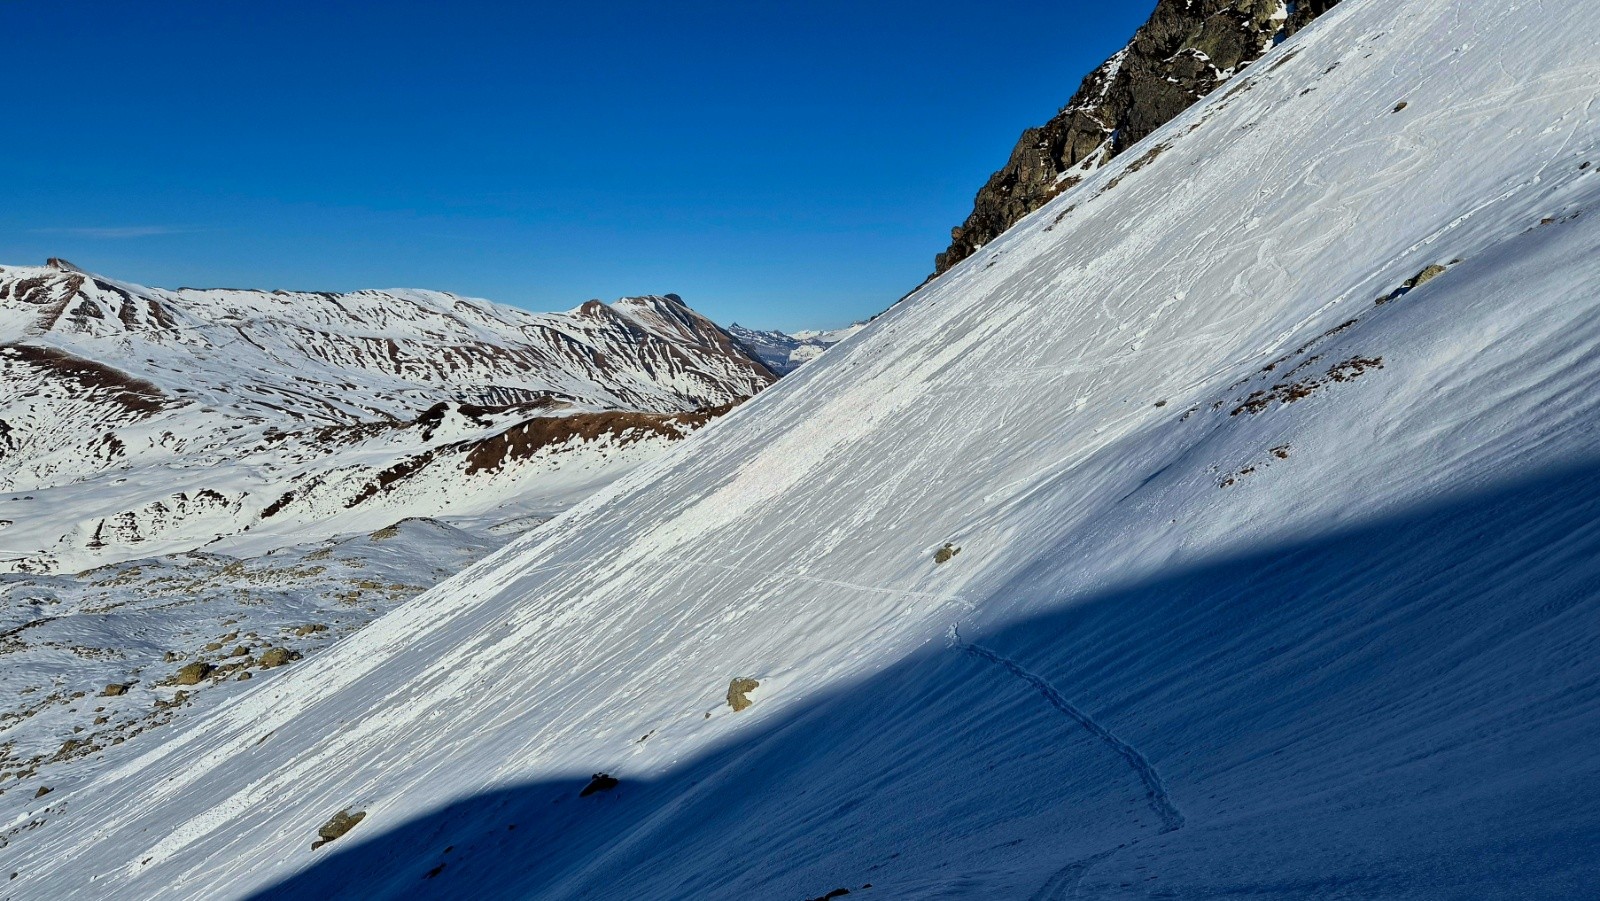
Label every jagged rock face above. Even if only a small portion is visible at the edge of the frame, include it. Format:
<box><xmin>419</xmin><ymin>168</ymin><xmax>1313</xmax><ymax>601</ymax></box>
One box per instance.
<box><xmin>933</xmin><ymin>0</ymin><xmax>1339</xmax><ymax>276</ymax></box>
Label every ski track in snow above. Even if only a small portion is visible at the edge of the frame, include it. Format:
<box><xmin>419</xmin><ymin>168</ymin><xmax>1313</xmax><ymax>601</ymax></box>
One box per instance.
<box><xmin>663</xmin><ymin>556</ymin><xmax>973</xmax><ymax>606</ymax></box>
<box><xmin>956</xmin><ymin>634</ymin><xmax>1184</xmax><ymax>899</ymax></box>
<box><xmin>957</xmin><ymin>637</ymin><xmax>1185</xmax><ymax>833</ymax></box>
<box><xmin>1028</xmin><ymin>848</ymin><xmax>1120</xmax><ymax>901</ymax></box>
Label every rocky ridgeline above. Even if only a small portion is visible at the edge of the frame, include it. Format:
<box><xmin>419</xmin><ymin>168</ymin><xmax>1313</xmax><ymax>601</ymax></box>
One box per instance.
<box><xmin>934</xmin><ymin>0</ymin><xmax>1340</xmax><ymax>276</ymax></box>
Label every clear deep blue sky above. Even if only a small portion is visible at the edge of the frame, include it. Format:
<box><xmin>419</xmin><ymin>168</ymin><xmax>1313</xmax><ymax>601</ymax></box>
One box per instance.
<box><xmin>3</xmin><ymin>1</ymin><xmax>1151</xmax><ymax>330</ymax></box>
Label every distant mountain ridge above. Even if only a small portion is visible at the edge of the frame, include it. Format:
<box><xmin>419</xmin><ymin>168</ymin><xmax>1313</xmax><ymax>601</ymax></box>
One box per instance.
<box><xmin>727</xmin><ymin>321</ymin><xmax>865</xmax><ymax>375</ymax></box>
<box><xmin>933</xmin><ymin>0</ymin><xmax>1340</xmax><ymax>276</ymax></box>
<box><xmin>0</xmin><ymin>260</ymin><xmax>776</xmax><ymax>572</ymax></box>
<box><xmin>0</xmin><ymin>260</ymin><xmax>775</xmax><ymax>417</ymax></box>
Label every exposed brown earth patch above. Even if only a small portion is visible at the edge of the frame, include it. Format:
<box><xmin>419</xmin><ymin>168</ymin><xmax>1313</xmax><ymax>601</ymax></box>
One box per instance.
<box><xmin>1232</xmin><ymin>357</ymin><xmax>1384</xmax><ymax>416</ymax></box>
<box><xmin>1</xmin><ymin>344</ymin><xmax>167</xmax><ymax>414</ymax></box>
<box><xmin>337</xmin><ymin>402</ymin><xmax>738</xmax><ymax>509</ymax></box>
<box><xmin>463</xmin><ymin>404</ymin><xmax>735</xmax><ymax>475</ymax></box>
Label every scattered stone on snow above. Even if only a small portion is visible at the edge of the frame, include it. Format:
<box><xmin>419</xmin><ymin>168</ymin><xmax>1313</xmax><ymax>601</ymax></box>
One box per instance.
<box><xmin>726</xmin><ymin>677</ymin><xmax>760</xmax><ymax>712</ymax></box>
<box><xmin>1403</xmin><ymin>264</ymin><xmax>1448</xmax><ymax>290</ymax></box>
<box><xmin>312</xmin><ymin>809</ymin><xmax>366</xmax><ymax>850</ymax></box>
<box><xmin>257</xmin><ymin>647</ymin><xmax>301</xmax><ymax>669</ymax></box>
<box><xmin>172</xmin><ymin>662</ymin><xmax>212</xmax><ymax>686</ymax></box>
<box><xmin>580</xmin><ymin>773</ymin><xmax>619</xmax><ymax>797</ymax></box>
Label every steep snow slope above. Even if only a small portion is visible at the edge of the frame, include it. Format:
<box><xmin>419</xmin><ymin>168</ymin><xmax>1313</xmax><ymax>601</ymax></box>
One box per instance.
<box><xmin>727</xmin><ymin>322</ymin><xmax>867</xmax><ymax>374</ymax></box>
<box><xmin>10</xmin><ymin>1</ymin><xmax>1600</xmax><ymax>897</ymax></box>
<box><xmin>0</xmin><ymin>271</ymin><xmax>774</xmax><ymax>572</ymax></box>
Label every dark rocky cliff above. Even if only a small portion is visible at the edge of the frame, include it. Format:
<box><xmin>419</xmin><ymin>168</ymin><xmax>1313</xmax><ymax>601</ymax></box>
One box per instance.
<box><xmin>933</xmin><ymin>0</ymin><xmax>1340</xmax><ymax>276</ymax></box>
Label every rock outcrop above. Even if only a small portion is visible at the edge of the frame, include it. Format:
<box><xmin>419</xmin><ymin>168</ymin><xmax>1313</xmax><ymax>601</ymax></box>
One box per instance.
<box><xmin>933</xmin><ymin>0</ymin><xmax>1340</xmax><ymax>276</ymax></box>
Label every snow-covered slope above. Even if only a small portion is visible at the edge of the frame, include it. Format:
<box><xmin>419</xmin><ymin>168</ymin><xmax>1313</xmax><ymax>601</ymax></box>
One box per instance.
<box><xmin>0</xmin><ymin>270</ymin><xmax>774</xmax><ymax>572</ymax></box>
<box><xmin>727</xmin><ymin>322</ymin><xmax>866</xmax><ymax>375</ymax></box>
<box><xmin>10</xmin><ymin>1</ymin><xmax>1600</xmax><ymax>897</ymax></box>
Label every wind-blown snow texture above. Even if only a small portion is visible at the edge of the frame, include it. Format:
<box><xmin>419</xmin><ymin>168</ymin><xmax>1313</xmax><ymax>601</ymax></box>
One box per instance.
<box><xmin>0</xmin><ymin>273</ymin><xmax>773</xmax><ymax>572</ymax></box>
<box><xmin>10</xmin><ymin>2</ymin><xmax>1600</xmax><ymax>897</ymax></box>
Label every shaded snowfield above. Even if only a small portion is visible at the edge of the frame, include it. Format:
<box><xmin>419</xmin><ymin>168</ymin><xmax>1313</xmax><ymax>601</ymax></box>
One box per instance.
<box><xmin>8</xmin><ymin>0</ymin><xmax>1600</xmax><ymax>897</ymax></box>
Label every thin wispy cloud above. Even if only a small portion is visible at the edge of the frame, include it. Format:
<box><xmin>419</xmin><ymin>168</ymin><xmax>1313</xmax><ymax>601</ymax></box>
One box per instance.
<box><xmin>30</xmin><ymin>226</ymin><xmax>197</xmax><ymax>239</ymax></box>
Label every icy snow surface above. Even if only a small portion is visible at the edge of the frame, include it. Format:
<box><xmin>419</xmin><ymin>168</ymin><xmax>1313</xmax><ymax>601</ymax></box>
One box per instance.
<box><xmin>8</xmin><ymin>0</ymin><xmax>1600</xmax><ymax>897</ymax></box>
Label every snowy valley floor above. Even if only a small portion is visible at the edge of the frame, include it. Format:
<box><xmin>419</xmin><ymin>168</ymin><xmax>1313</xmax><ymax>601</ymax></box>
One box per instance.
<box><xmin>0</xmin><ymin>514</ymin><xmax>537</xmax><ymax>829</ymax></box>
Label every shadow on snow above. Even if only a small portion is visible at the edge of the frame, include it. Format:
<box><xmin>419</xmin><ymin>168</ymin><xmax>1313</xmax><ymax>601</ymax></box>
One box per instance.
<box><xmin>247</xmin><ymin>459</ymin><xmax>1600</xmax><ymax>900</ymax></box>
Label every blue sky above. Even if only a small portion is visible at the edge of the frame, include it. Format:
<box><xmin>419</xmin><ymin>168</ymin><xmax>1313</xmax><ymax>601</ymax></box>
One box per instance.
<box><xmin>3</xmin><ymin>1</ymin><xmax>1150</xmax><ymax>330</ymax></box>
